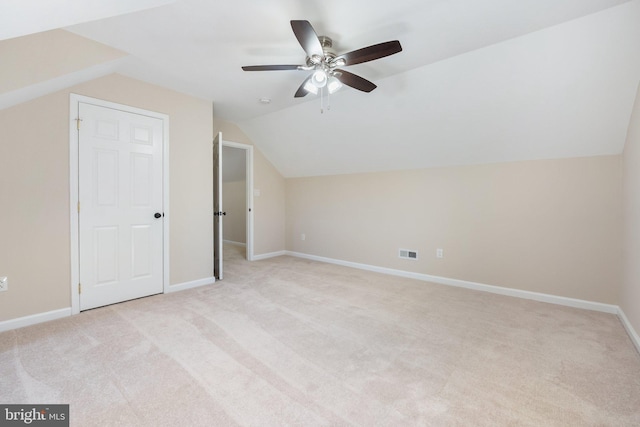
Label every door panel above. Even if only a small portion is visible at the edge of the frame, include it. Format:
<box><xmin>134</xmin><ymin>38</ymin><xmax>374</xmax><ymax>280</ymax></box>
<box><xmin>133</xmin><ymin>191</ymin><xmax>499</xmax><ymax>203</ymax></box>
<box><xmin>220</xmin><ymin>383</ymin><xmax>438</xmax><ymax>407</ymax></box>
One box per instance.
<box><xmin>79</xmin><ymin>102</ymin><xmax>164</xmax><ymax>310</ymax></box>
<box><xmin>131</xmin><ymin>153</ymin><xmax>153</xmax><ymax>206</ymax></box>
<box><xmin>95</xmin><ymin>149</ymin><xmax>118</xmax><ymax>206</ymax></box>
<box><xmin>95</xmin><ymin>226</ymin><xmax>118</xmax><ymax>284</ymax></box>
<box><xmin>132</xmin><ymin>224</ymin><xmax>152</xmax><ymax>278</ymax></box>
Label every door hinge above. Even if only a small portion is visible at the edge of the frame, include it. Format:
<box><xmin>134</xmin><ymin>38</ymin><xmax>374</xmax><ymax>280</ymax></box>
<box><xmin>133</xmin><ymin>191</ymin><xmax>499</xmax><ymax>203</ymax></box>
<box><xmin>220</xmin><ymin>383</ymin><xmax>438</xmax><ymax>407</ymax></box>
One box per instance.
<box><xmin>75</xmin><ymin>117</ymin><xmax>83</xmax><ymax>130</ymax></box>
<box><xmin>78</xmin><ymin>283</ymin><xmax>82</xmax><ymax>294</ymax></box>
<box><xmin>77</xmin><ymin>201</ymin><xmax>80</xmax><ymax>213</ymax></box>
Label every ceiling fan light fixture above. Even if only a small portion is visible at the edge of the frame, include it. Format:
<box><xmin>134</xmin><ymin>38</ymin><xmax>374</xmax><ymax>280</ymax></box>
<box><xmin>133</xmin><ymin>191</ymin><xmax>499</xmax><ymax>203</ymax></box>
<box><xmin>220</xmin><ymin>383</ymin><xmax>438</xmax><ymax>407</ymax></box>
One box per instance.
<box><xmin>242</xmin><ymin>20</ymin><xmax>403</xmax><ymax>103</ymax></box>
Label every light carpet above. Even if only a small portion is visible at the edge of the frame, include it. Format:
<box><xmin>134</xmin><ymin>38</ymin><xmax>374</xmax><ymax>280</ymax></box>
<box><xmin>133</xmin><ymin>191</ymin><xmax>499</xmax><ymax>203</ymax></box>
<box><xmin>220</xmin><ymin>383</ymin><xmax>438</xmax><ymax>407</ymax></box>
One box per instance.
<box><xmin>1</xmin><ymin>244</ymin><xmax>639</xmax><ymax>426</ymax></box>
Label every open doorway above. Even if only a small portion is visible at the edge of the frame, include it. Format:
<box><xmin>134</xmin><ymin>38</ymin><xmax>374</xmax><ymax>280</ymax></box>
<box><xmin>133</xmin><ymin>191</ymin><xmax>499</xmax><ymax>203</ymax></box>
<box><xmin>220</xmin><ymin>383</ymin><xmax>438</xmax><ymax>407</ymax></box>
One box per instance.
<box><xmin>222</xmin><ymin>142</ymin><xmax>254</xmax><ymax>261</ymax></box>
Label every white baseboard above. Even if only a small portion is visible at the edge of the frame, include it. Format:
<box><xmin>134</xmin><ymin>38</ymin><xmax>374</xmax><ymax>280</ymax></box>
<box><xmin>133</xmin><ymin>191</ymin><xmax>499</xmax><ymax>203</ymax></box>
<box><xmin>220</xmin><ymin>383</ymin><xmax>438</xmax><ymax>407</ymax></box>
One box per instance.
<box><xmin>224</xmin><ymin>240</ymin><xmax>246</xmax><ymax>247</ymax></box>
<box><xmin>0</xmin><ymin>278</ymin><xmax>216</xmax><ymax>333</ymax></box>
<box><xmin>286</xmin><ymin>251</ymin><xmax>640</xmax><ymax>347</ymax></box>
<box><xmin>0</xmin><ymin>308</ymin><xmax>72</xmax><ymax>333</ymax></box>
<box><xmin>253</xmin><ymin>250</ymin><xmax>286</xmax><ymax>261</ymax></box>
<box><xmin>617</xmin><ymin>308</ymin><xmax>640</xmax><ymax>355</ymax></box>
<box><xmin>166</xmin><ymin>277</ymin><xmax>215</xmax><ymax>293</ymax></box>
<box><xmin>285</xmin><ymin>251</ymin><xmax>619</xmax><ymax>314</ymax></box>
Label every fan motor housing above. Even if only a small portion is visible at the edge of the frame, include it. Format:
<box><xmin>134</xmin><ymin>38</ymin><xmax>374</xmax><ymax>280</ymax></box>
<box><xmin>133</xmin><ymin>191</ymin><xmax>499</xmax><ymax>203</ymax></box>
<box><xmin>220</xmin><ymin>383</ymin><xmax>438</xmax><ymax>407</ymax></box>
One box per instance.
<box><xmin>305</xmin><ymin>36</ymin><xmax>337</xmax><ymax>67</ymax></box>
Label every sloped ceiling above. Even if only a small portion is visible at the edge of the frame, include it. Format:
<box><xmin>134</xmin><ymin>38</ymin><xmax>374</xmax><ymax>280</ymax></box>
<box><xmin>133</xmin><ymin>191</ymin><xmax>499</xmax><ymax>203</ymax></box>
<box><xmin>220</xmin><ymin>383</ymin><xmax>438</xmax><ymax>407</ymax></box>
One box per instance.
<box><xmin>3</xmin><ymin>0</ymin><xmax>640</xmax><ymax>177</ymax></box>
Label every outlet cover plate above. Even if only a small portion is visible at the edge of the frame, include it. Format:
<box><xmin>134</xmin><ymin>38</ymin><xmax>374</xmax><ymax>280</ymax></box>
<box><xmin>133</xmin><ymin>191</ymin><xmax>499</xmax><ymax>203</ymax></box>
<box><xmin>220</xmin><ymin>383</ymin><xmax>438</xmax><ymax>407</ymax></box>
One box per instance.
<box><xmin>0</xmin><ymin>277</ymin><xmax>7</xmax><ymax>292</ymax></box>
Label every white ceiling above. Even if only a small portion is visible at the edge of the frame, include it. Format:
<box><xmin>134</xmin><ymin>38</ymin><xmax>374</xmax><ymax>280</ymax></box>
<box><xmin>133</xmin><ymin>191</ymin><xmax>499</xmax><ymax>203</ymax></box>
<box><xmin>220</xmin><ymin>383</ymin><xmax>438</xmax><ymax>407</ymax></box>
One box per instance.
<box><xmin>7</xmin><ymin>0</ymin><xmax>640</xmax><ymax>177</ymax></box>
<box><xmin>0</xmin><ymin>0</ymin><xmax>175</xmax><ymax>40</ymax></box>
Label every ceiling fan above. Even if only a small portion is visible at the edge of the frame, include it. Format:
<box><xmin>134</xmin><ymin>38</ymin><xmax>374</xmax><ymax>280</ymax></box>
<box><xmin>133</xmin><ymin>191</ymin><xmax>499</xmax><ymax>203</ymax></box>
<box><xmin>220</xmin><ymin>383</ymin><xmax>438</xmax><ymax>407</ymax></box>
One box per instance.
<box><xmin>242</xmin><ymin>20</ymin><xmax>402</xmax><ymax>98</ymax></box>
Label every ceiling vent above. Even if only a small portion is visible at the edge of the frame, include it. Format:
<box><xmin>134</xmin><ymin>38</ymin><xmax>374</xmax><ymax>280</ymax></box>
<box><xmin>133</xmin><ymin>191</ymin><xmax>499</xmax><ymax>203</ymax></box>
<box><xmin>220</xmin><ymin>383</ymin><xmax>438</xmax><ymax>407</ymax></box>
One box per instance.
<box><xmin>399</xmin><ymin>249</ymin><xmax>418</xmax><ymax>260</ymax></box>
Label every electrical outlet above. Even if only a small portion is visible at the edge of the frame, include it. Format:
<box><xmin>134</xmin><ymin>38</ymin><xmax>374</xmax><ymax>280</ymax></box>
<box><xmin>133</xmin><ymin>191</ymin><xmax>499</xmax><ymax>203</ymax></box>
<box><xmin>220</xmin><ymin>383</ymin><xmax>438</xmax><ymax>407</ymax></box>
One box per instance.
<box><xmin>301</xmin><ymin>233</ymin><xmax>306</xmax><ymax>241</ymax></box>
<box><xmin>0</xmin><ymin>277</ymin><xmax>7</xmax><ymax>292</ymax></box>
<box><xmin>436</xmin><ymin>249</ymin><xmax>444</xmax><ymax>259</ymax></box>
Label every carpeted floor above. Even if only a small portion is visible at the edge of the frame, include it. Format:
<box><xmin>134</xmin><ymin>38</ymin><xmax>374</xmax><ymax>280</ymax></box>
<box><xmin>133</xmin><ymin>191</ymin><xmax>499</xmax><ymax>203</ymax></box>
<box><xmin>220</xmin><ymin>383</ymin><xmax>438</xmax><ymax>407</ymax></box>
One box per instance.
<box><xmin>1</xmin><ymin>243</ymin><xmax>639</xmax><ymax>426</ymax></box>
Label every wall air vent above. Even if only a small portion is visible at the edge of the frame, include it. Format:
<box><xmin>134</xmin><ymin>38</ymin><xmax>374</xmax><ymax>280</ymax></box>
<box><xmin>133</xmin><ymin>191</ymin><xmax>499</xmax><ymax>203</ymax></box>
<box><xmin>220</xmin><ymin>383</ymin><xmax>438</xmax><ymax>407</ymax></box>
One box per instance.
<box><xmin>399</xmin><ymin>249</ymin><xmax>418</xmax><ymax>260</ymax></box>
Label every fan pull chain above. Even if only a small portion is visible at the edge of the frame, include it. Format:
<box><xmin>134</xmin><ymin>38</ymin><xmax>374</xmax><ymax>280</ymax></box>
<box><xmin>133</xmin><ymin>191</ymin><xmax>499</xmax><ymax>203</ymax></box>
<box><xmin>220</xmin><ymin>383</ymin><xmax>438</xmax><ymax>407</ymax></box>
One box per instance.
<box><xmin>319</xmin><ymin>86</ymin><xmax>331</xmax><ymax>114</ymax></box>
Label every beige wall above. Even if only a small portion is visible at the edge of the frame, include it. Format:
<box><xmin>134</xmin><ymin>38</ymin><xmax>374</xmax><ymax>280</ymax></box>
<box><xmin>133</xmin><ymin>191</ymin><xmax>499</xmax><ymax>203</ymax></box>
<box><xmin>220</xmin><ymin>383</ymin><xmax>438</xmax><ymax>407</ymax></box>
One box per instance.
<box><xmin>622</xmin><ymin>82</ymin><xmax>640</xmax><ymax>335</ymax></box>
<box><xmin>286</xmin><ymin>156</ymin><xmax>622</xmax><ymax>304</ymax></box>
<box><xmin>0</xmin><ymin>73</ymin><xmax>213</xmax><ymax>321</ymax></box>
<box><xmin>213</xmin><ymin>119</ymin><xmax>286</xmax><ymax>256</ymax></box>
<box><xmin>223</xmin><ymin>180</ymin><xmax>247</xmax><ymax>244</ymax></box>
<box><xmin>0</xmin><ymin>94</ymin><xmax>72</xmax><ymax>319</ymax></box>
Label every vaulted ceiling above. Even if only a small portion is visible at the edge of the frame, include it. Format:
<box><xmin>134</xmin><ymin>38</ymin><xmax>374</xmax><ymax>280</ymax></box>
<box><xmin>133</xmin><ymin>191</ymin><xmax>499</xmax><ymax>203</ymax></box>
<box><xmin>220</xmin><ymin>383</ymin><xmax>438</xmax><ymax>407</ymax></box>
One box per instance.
<box><xmin>3</xmin><ymin>0</ymin><xmax>640</xmax><ymax>177</ymax></box>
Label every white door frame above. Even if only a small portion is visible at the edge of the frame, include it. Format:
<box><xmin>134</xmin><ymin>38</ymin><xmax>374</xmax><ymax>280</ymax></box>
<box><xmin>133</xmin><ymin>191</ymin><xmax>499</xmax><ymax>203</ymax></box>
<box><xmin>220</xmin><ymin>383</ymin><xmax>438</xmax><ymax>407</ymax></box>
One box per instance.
<box><xmin>222</xmin><ymin>140</ymin><xmax>254</xmax><ymax>261</ymax></box>
<box><xmin>69</xmin><ymin>94</ymin><xmax>170</xmax><ymax>315</ymax></box>
<box><xmin>213</xmin><ymin>132</ymin><xmax>223</xmax><ymax>280</ymax></box>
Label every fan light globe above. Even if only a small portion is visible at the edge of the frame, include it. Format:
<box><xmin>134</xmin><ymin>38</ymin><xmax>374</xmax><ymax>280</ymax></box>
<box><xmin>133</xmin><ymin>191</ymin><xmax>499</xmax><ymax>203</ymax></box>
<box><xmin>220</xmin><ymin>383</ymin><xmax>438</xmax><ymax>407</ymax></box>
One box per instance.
<box><xmin>303</xmin><ymin>81</ymin><xmax>318</xmax><ymax>95</ymax></box>
<box><xmin>328</xmin><ymin>77</ymin><xmax>342</xmax><ymax>94</ymax></box>
<box><xmin>311</xmin><ymin>70</ymin><xmax>328</xmax><ymax>88</ymax></box>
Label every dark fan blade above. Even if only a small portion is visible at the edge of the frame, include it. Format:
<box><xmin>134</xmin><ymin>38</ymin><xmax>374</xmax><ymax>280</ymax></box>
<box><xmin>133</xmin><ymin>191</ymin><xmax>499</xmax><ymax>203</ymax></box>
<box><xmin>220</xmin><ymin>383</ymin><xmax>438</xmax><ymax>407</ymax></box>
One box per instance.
<box><xmin>242</xmin><ymin>65</ymin><xmax>300</xmax><ymax>71</ymax></box>
<box><xmin>294</xmin><ymin>75</ymin><xmax>313</xmax><ymax>98</ymax></box>
<box><xmin>290</xmin><ymin>20</ymin><xmax>324</xmax><ymax>59</ymax></box>
<box><xmin>336</xmin><ymin>40</ymin><xmax>402</xmax><ymax>66</ymax></box>
<box><xmin>333</xmin><ymin>70</ymin><xmax>377</xmax><ymax>93</ymax></box>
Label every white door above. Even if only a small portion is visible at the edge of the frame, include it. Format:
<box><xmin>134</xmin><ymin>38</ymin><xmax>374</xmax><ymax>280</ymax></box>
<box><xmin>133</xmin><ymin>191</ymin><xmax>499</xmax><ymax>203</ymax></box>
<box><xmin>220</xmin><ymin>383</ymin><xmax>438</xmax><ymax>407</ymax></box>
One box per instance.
<box><xmin>213</xmin><ymin>132</ymin><xmax>223</xmax><ymax>280</ymax></box>
<box><xmin>79</xmin><ymin>102</ymin><xmax>164</xmax><ymax>310</ymax></box>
